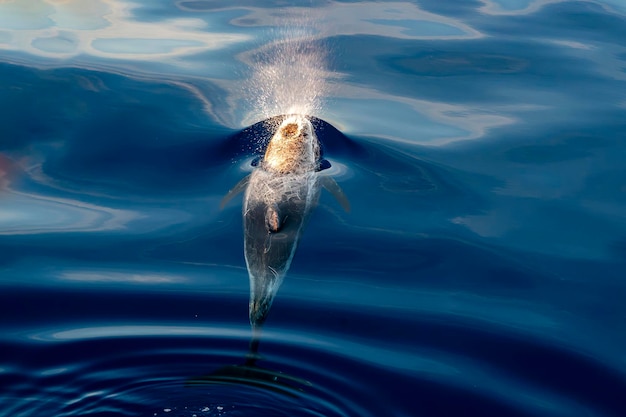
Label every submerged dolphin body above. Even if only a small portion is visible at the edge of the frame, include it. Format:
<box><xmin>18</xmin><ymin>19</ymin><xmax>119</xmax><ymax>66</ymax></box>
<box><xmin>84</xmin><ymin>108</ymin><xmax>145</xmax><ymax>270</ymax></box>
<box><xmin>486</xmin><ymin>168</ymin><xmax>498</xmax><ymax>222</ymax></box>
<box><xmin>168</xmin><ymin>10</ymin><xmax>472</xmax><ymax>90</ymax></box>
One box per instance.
<box><xmin>222</xmin><ymin>115</ymin><xmax>349</xmax><ymax>328</ymax></box>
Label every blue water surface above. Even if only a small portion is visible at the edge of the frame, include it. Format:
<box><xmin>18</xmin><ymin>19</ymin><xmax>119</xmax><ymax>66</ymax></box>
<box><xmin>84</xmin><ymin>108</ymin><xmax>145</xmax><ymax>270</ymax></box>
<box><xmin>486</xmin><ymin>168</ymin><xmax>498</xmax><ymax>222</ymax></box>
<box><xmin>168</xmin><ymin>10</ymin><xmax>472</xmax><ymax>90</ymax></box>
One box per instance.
<box><xmin>1</xmin><ymin>1</ymin><xmax>626</xmax><ymax>416</ymax></box>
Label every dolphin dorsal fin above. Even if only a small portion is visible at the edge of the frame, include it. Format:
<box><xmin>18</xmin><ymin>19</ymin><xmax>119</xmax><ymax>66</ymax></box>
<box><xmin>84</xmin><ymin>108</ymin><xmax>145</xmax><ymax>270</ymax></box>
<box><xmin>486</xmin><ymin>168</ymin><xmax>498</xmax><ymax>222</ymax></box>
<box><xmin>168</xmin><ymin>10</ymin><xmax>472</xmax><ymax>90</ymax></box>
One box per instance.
<box><xmin>265</xmin><ymin>205</ymin><xmax>283</xmax><ymax>233</ymax></box>
<box><xmin>320</xmin><ymin>176</ymin><xmax>350</xmax><ymax>213</ymax></box>
<box><xmin>220</xmin><ymin>174</ymin><xmax>250</xmax><ymax>209</ymax></box>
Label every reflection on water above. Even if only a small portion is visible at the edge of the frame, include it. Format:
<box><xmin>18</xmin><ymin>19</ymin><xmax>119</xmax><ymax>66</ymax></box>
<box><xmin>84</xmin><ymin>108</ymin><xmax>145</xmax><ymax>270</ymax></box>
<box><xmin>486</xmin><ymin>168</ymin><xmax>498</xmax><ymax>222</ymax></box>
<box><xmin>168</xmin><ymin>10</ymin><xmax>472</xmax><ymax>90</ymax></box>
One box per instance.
<box><xmin>0</xmin><ymin>0</ymin><xmax>248</xmax><ymax>60</ymax></box>
<box><xmin>0</xmin><ymin>191</ymin><xmax>138</xmax><ymax>235</ymax></box>
<box><xmin>0</xmin><ymin>154</ymin><xmax>14</xmax><ymax>190</ymax></box>
<box><xmin>0</xmin><ymin>153</ymin><xmax>138</xmax><ymax>235</ymax></box>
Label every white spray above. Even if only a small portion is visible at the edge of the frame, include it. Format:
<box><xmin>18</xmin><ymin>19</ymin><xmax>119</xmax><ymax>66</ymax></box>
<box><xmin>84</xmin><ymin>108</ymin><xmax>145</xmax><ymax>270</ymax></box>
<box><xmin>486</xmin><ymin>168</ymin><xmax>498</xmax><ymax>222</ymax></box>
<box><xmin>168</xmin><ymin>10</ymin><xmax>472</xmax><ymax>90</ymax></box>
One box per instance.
<box><xmin>243</xmin><ymin>10</ymin><xmax>333</xmax><ymax>125</ymax></box>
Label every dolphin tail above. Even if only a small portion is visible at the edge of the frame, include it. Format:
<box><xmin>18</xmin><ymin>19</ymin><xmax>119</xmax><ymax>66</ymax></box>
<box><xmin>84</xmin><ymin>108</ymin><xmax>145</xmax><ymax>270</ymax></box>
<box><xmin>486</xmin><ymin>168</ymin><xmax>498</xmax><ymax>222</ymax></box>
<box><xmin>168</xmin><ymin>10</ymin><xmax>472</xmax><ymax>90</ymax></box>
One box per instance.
<box><xmin>220</xmin><ymin>174</ymin><xmax>250</xmax><ymax>209</ymax></box>
<box><xmin>321</xmin><ymin>176</ymin><xmax>350</xmax><ymax>212</ymax></box>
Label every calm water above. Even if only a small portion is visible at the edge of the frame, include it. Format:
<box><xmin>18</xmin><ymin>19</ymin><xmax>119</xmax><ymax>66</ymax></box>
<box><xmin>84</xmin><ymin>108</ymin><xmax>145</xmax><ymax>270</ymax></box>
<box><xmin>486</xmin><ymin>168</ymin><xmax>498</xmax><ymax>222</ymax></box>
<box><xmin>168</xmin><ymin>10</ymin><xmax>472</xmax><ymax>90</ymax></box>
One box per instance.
<box><xmin>2</xmin><ymin>1</ymin><xmax>626</xmax><ymax>416</ymax></box>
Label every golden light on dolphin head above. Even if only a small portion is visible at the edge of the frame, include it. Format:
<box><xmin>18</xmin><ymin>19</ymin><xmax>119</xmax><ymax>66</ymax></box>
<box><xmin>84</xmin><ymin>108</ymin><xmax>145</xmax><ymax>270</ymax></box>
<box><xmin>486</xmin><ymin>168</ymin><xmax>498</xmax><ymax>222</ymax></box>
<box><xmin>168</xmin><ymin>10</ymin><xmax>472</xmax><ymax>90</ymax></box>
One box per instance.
<box><xmin>262</xmin><ymin>115</ymin><xmax>319</xmax><ymax>175</ymax></box>
<box><xmin>281</xmin><ymin>122</ymin><xmax>299</xmax><ymax>139</ymax></box>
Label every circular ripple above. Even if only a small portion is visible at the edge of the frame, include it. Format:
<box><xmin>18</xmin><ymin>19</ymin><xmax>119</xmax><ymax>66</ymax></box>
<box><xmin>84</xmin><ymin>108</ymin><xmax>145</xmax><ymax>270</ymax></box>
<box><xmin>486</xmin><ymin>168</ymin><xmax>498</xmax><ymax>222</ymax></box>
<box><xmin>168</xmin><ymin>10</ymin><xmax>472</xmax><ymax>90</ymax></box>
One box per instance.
<box><xmin>0</xmin><ymin>325</ymin><xmax>375</xmax><ymax>417</ymax></box>
<box><xmin>2</xmin><ymin>288</ymin><xmax>625</xmax><ymax>417</ymax></box>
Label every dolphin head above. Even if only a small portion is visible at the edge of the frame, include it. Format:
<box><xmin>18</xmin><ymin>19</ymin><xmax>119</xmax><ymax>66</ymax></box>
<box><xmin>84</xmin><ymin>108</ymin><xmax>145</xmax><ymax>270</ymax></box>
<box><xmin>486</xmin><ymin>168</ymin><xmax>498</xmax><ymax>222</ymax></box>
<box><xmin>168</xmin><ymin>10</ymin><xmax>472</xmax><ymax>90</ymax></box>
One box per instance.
<box><xmin>262</xmin><ymin>115</ymin><xmax>320</xmax><ymax>174</ymax></box>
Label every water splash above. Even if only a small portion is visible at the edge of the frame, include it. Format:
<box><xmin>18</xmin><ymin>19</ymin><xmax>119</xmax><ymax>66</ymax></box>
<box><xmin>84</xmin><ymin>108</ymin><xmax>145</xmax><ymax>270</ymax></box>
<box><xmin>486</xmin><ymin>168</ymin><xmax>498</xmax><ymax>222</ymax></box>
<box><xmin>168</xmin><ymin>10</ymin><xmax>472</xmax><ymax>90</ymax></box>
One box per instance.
<box><xmin>244</xmin><ymin>16</ymin><xmax>333</xmax><ymax>125</ymax></box>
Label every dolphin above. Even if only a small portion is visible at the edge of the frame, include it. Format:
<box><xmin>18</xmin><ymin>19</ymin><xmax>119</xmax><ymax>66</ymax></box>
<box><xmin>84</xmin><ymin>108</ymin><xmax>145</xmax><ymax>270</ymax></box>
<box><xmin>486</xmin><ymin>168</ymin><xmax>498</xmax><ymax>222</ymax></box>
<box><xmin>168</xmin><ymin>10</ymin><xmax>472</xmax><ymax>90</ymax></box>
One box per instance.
<box><xmin>221</xmin><ymin>114</ymin><xmax>349</xmax><ymax>329</ymax></box>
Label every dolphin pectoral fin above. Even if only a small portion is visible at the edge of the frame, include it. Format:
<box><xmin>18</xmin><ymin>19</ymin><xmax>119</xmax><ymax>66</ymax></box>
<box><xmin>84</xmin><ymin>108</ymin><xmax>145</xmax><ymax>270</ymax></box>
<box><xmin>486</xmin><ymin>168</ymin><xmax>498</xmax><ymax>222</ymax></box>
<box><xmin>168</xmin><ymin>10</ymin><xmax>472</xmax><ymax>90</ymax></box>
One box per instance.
<box><xmin>321</xmin><ymin>176</ymin><xmax>351</xmax><ymax>213</ymax></box>
<box><xmin>220</xmin><ymin>174</ymin><xmax>250</xmax><ymax>209</ymax></box>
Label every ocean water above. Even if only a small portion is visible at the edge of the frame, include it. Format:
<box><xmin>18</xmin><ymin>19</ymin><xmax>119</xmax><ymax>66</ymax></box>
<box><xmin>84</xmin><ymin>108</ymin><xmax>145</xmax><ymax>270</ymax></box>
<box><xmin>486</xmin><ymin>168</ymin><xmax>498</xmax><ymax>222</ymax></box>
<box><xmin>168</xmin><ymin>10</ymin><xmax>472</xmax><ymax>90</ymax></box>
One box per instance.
<box><xmin>1</xmin><ymin>1</ymin><xmax>626</xmax><ymax>416</ymax></box>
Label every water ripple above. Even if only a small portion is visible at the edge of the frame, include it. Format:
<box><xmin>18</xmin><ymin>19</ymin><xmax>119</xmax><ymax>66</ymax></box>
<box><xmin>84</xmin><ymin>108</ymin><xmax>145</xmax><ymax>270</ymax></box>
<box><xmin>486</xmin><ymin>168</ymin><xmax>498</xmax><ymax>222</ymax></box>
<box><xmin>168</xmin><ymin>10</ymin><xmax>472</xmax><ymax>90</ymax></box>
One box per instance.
<box><xmin>0</xmin><ymin>190</ymin><xmax>138</xmax><ymax>235</ymax></box>
<box><xmin>1</xmin><ymin>291</ymin><xmax>624</xmax><ymax>417</ymax></box>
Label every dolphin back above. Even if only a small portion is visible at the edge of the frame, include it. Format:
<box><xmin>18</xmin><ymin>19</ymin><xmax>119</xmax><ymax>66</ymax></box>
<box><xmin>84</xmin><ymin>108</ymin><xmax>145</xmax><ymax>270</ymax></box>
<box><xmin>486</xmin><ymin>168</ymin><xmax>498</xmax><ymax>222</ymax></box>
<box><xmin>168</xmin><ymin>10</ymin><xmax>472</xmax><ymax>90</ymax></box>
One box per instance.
<box><xmin>243</xmin><ymin>169</ymin><xmax>321</xmax><ymax>327</ymax></box>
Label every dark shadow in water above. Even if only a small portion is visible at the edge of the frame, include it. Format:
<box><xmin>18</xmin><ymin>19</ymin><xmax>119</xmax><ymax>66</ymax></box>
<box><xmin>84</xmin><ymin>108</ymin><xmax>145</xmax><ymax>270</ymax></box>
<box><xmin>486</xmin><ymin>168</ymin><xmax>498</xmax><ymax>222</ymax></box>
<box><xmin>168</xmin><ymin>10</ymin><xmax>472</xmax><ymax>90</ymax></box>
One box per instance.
<box><xmin>0</xmin><ymin>62</ymin><xmax>236</xmax><ymax>196</ymax></box>
<box><xmin>186</xmin><ymin>331</ymin><xmax>312</xmax><ymax>397</ymax></box>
